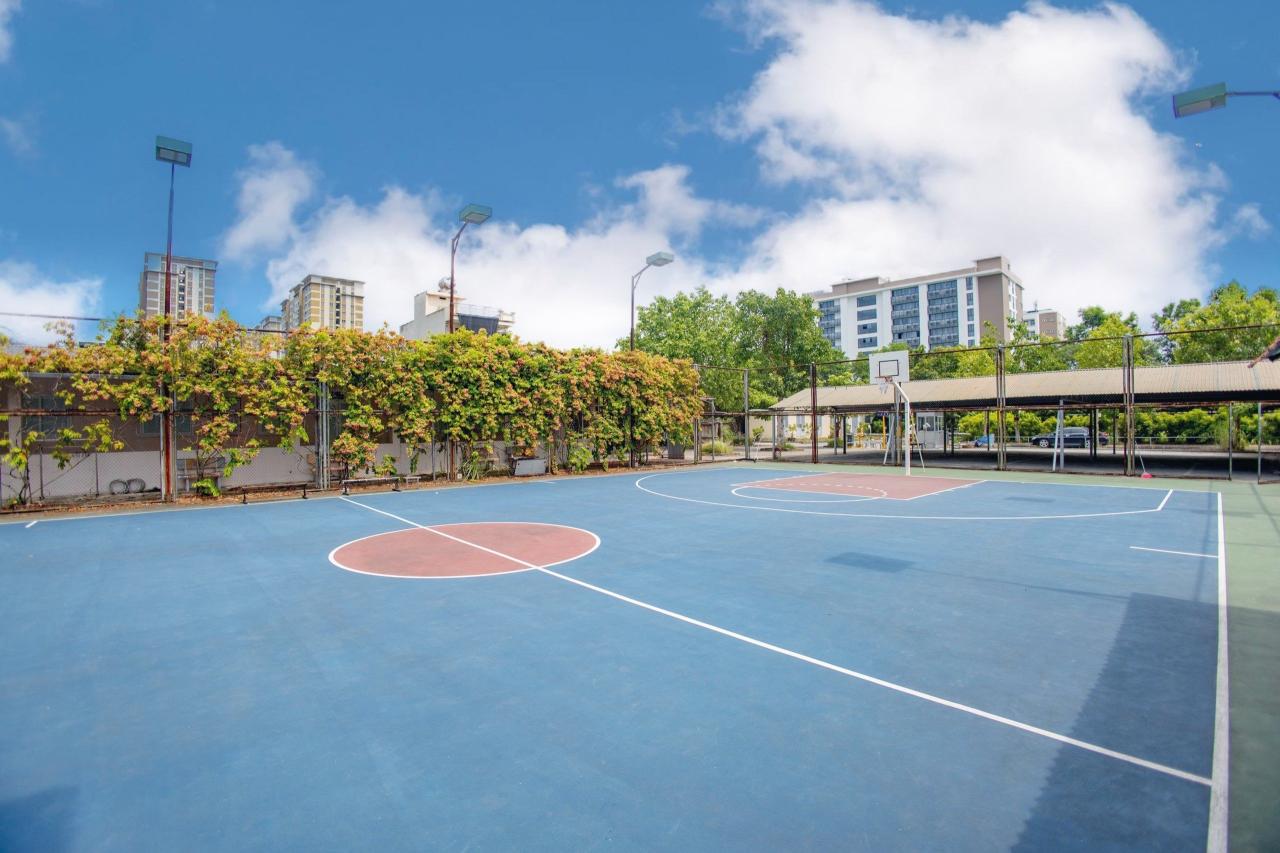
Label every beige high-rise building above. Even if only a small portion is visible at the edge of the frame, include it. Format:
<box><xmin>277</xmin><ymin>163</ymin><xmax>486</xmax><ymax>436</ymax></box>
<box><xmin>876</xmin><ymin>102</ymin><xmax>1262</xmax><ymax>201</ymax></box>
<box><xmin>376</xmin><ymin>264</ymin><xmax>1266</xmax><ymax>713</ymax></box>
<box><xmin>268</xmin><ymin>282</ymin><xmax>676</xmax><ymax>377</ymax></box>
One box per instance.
<box><xmin>138</xmin><ymin>253</ymin><xmax>217</xmax><ymax>320</ymax></box>
<box><xmin>809</xmin><ymin>256</ymin><xmax>1026</xmax><ymax>358</ymax></box>
<box><xmin>1023</xmin><ymin>307</ymin><xmax>1064</xmax><ymax>339</ymax></box>
<box><xmin>280</xmin><ymin>275</ymin><xmax>365</xmax><ymax>331</ymax></box>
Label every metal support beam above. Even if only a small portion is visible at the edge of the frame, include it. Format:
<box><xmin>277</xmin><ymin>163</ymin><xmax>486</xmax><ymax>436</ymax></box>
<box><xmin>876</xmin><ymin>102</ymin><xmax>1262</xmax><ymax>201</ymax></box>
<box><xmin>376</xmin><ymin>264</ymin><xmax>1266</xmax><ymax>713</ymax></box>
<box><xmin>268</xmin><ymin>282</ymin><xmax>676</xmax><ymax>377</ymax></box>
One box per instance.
<box><xmin>810</xmin><ymin>363</ymin><xmax>818</xmax><ymax>464</ymax></box>
<box><xmin>1123</xmin><ymin>336</ymin><xmax>1136</xmax><ymax>476</ymax></box>
<box><xmin>1259</xmin><ymin>402</ymin><xmax>1265</xmax><ymax>484</ymax></box>
<box><xmin>995</xmin><ymin>346</ymin><xmax>1007</xmax><ymax>471</ymax></box>
<box><xmin>1228</xmin><ymin>402</ymin><xmax>1234</xmax><ymax>481</ymax></box>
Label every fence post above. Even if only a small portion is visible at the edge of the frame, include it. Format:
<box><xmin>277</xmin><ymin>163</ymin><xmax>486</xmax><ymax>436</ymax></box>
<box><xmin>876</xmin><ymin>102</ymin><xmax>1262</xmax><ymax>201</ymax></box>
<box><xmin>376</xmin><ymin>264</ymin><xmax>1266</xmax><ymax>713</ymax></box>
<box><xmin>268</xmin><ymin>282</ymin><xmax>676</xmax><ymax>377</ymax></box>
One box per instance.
<box><xmin>316</xmin><ymin>381</ymin><xmax>331</xmax><ymax>490</ymax></box>
<box><xmin>743</xmin><ymin>368</ymin><xmax>751</xmax><ymax>462</ymax></box>
<box><xmin>161</xmin><ymin>393</ymin><xmax>175</xmax><ymax>501</ymax></box>
<box><xmin>995</xmin><ymin>346</ymin><xmax>1007</xmax><ymax>471</ymax></box>
<box><xmin>1123</xmin><ymin>335</ymin><xmax>1136</xmax><ymax>476</ymax></box>
<box><xmin>1259</xmin><ymin>402</ymin><xmax>1265</xmax><ymax>484</ymax></box>
<box><xmin>1227</xmin><ymin>402</ymin><xmax>1234</xmax><ymax>481</ymax></box>
<box><xmin>810</xmin><ymin>363</ymin><xmax>818</xmax><ymax>464</ymax></box>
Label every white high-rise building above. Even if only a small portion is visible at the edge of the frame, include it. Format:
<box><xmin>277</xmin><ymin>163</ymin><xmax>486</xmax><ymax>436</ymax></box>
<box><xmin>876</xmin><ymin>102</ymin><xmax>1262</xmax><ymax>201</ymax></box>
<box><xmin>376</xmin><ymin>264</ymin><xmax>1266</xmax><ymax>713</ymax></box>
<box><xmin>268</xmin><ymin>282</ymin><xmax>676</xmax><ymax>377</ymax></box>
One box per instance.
<box><xmin>138</xmin><ymin>253</ymin><xmax>217</xmax><ymax>320</ymax></box>
<box><xmin>398</xmin><ymin>281</ymin><xmax>514</xmax><ymax>340</ymax></box>
<box><xmin>809</xmin><ymin>256</ymin><xmax>1026</xmax><ymax>358</ymax></box>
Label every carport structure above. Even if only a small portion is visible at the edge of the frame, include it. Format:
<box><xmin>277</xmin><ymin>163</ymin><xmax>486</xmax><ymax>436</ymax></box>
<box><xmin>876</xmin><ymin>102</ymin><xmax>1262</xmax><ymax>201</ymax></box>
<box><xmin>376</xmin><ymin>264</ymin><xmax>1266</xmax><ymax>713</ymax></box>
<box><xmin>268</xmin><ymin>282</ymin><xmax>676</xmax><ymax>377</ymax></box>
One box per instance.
<box><xmin>770</xmin><ymin>359</ymin><xmax>1280</xmax><ymax>480</ymax></box>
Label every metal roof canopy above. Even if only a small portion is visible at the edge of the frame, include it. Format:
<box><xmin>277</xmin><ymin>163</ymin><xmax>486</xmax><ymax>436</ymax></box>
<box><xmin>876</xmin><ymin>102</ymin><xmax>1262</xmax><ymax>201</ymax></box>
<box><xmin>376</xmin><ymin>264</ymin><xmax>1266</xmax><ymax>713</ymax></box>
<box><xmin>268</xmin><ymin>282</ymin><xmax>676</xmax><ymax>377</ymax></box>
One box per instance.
<box><xmin>771</xmin><ymin>360</ymin><xmax>1280</xmax><ymax>413</ymax></box>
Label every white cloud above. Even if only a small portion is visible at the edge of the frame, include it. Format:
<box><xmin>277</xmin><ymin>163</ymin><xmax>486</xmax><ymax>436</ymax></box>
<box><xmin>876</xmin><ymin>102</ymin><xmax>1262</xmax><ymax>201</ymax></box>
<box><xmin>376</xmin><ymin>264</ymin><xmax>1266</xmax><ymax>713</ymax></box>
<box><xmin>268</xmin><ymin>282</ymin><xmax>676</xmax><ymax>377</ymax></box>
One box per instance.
<box><xmin>0</xmin><ymin>260</ymin><xmax>101</xmax><ymax>344</ymax></box>
<box><xmin>717</xmin><ymin>0</ymin><xmax>1222</xmax><ymax>324</ymax></box>
<box><xmin>220</xmin><ymin>142</ymin><xmax>316</xmax><ymax>261</ymax></box>
<box><xmin>249</xmin><ymin>163</ymin><xmax>731</xmax><ymax>348</ymax></box>
<box><xmin>0</xmin><ymin>115</ymin><xmax>35</xmax><ymax>157</ymax></box>
<box><xmin>0</xmin><ymin>0</ymin><xmax>19</xmax><ymax>63</ymax></box>
<box><xmin>1229</xmin><ymin>203</ymin><xmax>1270</xmax><ymax>240</ymax></box>
<box><xmin>229</xmin><ymin>2</ymin><xmax>1254</xmax><ymax>348</ymax></box>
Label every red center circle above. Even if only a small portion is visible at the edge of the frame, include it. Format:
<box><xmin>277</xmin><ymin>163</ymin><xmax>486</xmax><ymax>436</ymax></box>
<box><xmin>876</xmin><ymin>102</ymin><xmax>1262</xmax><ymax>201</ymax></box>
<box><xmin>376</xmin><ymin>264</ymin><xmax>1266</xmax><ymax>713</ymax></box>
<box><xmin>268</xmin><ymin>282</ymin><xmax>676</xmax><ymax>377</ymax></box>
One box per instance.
<box><xmin>329</xmin><ymin>522</ymin><xmax>599</xmax><ymax>579</ymax></box>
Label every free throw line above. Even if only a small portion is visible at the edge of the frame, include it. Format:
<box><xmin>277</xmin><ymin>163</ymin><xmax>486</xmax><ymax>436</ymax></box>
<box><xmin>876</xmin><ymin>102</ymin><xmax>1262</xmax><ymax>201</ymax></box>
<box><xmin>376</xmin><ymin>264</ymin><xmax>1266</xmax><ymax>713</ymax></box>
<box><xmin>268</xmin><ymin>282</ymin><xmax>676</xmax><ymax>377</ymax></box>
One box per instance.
<box><xmin>338</xmin><ymin>494</ymin><xmax>1210</xmax><ymax>787</ymax></box>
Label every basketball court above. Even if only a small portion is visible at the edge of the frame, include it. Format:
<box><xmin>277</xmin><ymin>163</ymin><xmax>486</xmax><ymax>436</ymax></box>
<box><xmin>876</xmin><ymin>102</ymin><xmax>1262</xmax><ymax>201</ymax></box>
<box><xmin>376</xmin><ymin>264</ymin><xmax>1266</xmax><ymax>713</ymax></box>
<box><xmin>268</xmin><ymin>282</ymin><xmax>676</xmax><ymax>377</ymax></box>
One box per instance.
<box><xmin>0</xmin><ymin>463</ymin><xmax>1232</xmax><ymax>849</ymax></box>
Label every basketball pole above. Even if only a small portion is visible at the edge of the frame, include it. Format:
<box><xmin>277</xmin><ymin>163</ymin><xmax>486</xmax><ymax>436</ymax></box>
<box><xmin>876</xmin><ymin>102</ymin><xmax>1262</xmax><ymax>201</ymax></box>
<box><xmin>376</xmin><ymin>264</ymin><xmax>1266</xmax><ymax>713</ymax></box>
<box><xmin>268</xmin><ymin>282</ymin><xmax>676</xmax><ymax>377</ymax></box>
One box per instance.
<box><xmin>894</xmin><ymin>379</ymin><xmax>912</xmax><ymax>477</ymax></box>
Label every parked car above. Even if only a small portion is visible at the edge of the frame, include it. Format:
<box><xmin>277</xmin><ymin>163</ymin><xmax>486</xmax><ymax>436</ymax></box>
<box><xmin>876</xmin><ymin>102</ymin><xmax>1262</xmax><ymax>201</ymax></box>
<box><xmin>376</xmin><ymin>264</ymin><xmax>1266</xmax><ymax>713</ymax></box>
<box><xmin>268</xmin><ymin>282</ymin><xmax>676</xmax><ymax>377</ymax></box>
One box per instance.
<box><xmin>971</xmin><ymin>433</ymin><xmax>996</xmax><ymax>448</ymax></box>
<box><xmin>1030</xmin><ymin>427</ymin><xmax>1108</xmax><ymax>448</ymax></box>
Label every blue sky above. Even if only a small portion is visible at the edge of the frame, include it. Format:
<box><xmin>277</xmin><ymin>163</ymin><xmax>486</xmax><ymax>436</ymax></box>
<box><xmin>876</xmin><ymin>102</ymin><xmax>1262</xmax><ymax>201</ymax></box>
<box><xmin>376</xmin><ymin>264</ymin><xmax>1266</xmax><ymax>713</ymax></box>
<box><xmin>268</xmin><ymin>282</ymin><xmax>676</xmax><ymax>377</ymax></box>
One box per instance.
<box><xmin>0</xmin><ymin>0</ymin><xmax>1276</xmax><ymax>346</ymax></box>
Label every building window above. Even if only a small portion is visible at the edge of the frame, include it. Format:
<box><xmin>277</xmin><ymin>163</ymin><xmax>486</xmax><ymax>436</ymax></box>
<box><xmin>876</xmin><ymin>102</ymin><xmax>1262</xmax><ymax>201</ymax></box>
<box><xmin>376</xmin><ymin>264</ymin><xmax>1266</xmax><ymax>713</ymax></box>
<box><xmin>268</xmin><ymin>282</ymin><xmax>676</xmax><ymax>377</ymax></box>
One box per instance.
<box><xmin>856</xmin><ymin>294</ymin><xmax>876</xmax><ymax>307</ymax></box>
<box><xmin>966</xmin><ymin>292</ymin><xmax>973</xmax><ymax>306</ymax></box>
<box><xmin>967</xmin><ymin>323</ymin><xmax>975</xmax><ymax>337</ymax></box>
<box><xmin>817</xmin><ymin>299</ymin><xmax>842</xmax><ymax>346</ymax></box>
<box><xmin>856</xmin><ymin>308</ymin><xmax>876</xmax><ymax>321</ymax></box>
<box><xmin>857</xmin><ymin>336</ymin><xmax>878</xmax><ymax>348</ymax></box>
<box><xmin>967</xmin><ymin>308</ymin><xmax>974</xmax><ymax>321</ymax></box>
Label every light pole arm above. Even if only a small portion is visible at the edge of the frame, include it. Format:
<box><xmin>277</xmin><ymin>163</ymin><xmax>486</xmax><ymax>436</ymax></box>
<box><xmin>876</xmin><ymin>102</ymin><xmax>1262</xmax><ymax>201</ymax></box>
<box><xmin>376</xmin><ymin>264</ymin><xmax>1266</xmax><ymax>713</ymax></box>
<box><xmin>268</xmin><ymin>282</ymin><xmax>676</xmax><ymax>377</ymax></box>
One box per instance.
<box><xmin>1227</xmin><ymin>90</ymin><xmax>1280</xmax><ymax>98</ymax></box>
<box><xmin>448</xmin><ymin>221</ymin><xmax>470</xmax><ymax>334</ymax></box>
<box><xmin>629</xmin><ymin>263</ymin><xmax>651</xmax><ymax>351</ymax></box>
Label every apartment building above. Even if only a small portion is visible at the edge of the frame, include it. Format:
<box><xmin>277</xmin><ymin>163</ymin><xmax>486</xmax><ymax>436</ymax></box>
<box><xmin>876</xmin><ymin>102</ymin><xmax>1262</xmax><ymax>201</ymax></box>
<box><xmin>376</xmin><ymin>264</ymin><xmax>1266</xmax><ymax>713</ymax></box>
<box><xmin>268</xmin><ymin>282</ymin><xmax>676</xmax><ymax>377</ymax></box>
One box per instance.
<box><xmin>138</xmin><ymin>253</ymin><xmax>217</xmax><ymax>320</ymax></box>
<box><xmin>1022</xmin><ymin>307</ymin><xmax>1064</xmax><ymax>340</ymax></box>
<box><xmin>398</xmin><ymin>282</ymin><xmax>515</xmax><ymax>340</ymax></box>
<box><xmin>281</xmin><ymin>275</ymin><xmax>364</xmax><ymax>331</ymax></box>
<box><xmin>811</xmin><ymin>256</ymin><xmax>1025</xmax><ymax>358</ymax></box>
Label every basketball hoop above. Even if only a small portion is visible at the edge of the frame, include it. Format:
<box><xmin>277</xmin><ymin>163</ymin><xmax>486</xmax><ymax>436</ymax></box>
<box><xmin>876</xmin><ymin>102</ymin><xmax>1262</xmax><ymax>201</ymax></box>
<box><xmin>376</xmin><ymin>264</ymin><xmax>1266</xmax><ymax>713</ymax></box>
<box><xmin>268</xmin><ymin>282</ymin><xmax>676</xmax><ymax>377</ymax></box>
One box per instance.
<box><xmin>870</xmin><ymin>351</ymin><xmax>909</xmax><ymax>389</ymax></box>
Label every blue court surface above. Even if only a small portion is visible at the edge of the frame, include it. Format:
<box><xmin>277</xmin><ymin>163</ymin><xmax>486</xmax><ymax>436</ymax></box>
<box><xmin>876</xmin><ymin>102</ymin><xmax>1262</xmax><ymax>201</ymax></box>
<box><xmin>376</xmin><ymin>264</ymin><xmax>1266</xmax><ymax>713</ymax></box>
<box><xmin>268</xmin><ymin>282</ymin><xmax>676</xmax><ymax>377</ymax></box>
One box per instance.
<box><xmin>0</xmin><ymin>465</ymin><xmax>1225</xmax><ymax>851</ymax></box>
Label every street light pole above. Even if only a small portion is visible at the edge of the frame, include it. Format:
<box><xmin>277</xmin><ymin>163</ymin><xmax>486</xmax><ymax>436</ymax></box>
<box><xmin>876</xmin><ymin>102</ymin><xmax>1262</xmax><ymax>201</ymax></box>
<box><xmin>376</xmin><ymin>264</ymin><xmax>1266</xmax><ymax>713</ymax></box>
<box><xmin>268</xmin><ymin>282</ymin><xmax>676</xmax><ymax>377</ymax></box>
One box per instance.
<box><xmin>627</xmin><ymin>251</ymin><xmax>674</xmax><ymax>467</ymax></box>
<box><xmin>448</xmin><ymin>203</ymin><xmax>492</xmax><ymax>335</ymax></box>
<box><xmin>154</xmin><ymin>136</ymin><xmax>192</xmax><ymax>503</ymax></box>
<box><xmin>444</xmin><ymin>203</ymin><xmax>491</xmax><ymax>481</ymax></box>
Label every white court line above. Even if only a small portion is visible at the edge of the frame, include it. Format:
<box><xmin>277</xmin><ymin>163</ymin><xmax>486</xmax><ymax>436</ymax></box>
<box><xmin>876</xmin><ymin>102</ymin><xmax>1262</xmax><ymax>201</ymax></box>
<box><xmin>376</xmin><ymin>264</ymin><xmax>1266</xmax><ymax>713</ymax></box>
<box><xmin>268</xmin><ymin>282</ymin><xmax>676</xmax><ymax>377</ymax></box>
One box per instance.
<box><xmin>338</xmin><ymin>494</ymin><xmax>1210</xmax><ymax>787</ymax></box>
<box><xmin>733</xmin><ymin>473</ymin><xmax>985</xmax><ymax>503</ymax></box>
<box><xmin>895</xmin><ymin>478</ymin><xmax>987</xmax><ymax>502</ymax></box>
<box><xmin>636</xmin><ymin>472</ymin><xmax>1177</xmax><ymax>522</ymax></box>
<box><xmin>729</xmin><ymin>486</ymin><xmax>881</xmax><ymax>504</ymax></box>
<box><xmin>730</xmin><ymin>472</ymin><xmax>820</xmax><ymax>488</ymax></box>
<box><xmin>1129</xmin><ymin>545</ymin><xmax>1216</xmax><ymax>560</ymax></box>
<box><xmin>1207</xmin><ymin>493</ymin><xmax>1230</xmax><ymax>852</ymax></box>
<box><xmin>1157</xmin><ymin>489</ymin><xmax>1173</xmax><ymax>511</ymax></box>
<box><xmin>24</xmin><ymin>520</ymin><xmax>37</xmax><ymax>528</ymax></box>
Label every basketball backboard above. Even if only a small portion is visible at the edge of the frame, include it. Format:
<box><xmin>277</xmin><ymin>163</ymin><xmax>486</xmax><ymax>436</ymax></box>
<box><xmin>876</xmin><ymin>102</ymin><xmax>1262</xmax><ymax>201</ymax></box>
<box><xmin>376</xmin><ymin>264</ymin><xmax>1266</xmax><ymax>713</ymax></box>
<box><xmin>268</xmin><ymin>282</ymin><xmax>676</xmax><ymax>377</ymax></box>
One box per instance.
<box><xmin>870</xmin><ymin>351</ymin><xmax>909</xmax><ymax>387</ymax></box>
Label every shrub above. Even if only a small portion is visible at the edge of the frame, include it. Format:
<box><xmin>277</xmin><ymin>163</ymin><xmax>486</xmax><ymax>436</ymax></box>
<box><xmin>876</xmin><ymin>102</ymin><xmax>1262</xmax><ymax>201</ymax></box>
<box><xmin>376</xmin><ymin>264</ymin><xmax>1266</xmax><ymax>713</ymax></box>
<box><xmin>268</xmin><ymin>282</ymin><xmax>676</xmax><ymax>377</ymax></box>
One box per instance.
<box><xmin>192</xmin><ymin>478</ymin><xmax>220</xmax><ymax>498</ymax></box>
<box><xmin>700</xmin><ymin>440</ymin><xmax>732</xmax><ymax>455</ymax></box>
<box><xmin>567</xmin><ymin>443</ymin><xmax>593</xmax><ymax>474</ymax></box>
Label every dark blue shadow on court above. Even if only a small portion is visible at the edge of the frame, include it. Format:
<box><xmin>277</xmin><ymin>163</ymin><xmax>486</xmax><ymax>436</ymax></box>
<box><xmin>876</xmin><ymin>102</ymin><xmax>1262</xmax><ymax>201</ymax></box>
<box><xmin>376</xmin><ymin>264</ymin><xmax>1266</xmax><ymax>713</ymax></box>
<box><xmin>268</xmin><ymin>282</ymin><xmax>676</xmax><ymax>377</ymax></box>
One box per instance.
<box><xmin>0</xmin><ymin>787</ymin><xmax>78</xmax><ymax>853</ymax></box>
<box><xmin>1014</xmin><ymin>592</ymin><xmax>1217</xmax><ymax>850</ymax></box>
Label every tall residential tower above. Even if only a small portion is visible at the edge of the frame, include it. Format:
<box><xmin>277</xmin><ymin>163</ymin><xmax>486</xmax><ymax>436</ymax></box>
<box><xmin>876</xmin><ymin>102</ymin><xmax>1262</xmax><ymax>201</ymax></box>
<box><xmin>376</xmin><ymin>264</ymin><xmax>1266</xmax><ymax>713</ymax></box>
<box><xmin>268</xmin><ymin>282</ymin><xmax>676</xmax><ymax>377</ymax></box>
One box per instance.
<box><xmin>138</xmin><ymin>253</ymin><xmax>217</xmax><ymax>320</ymax></box>
<box><xmin>809</xmin><ymin>256</ymin><xmax>1025</xmax><ymax>358</ymax></box>
<box><xmin>280</xmin><ymin>275</ymin><xmax>365</xmax><ymax>331</ymax></box>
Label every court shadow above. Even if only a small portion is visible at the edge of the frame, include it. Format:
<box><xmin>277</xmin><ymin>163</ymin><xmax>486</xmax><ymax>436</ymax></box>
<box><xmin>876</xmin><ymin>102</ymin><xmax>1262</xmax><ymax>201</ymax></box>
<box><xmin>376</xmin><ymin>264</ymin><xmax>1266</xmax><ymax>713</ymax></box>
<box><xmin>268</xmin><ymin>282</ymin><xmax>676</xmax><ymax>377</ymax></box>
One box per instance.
<box><xmin>826</xmin><ymin>551</ymin><xmax>914</xmax><ymax>573</ymax></box>
<box><xmin>1004</xmin><ymin>496</ymin><xmax>1054</xmax><ymax>504</ymax></box>
<box><xmin>1013</xmin><ymin>593</ymin><xmax>1218</xmax><ymax>850</ymax></box>
<box><xmin>0</xmin><ymin>787</ymin><xmax>78</xmax><ymax>852</ymax></box>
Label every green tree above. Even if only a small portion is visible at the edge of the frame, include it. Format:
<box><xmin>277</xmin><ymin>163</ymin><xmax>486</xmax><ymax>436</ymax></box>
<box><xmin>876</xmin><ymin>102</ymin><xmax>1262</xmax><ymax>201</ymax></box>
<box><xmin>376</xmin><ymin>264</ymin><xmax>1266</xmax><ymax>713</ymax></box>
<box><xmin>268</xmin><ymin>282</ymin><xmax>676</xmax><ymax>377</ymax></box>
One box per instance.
<box><xmin>1005</xmin><ymin>320</ymin><xmax>1069</xmax><ymax>374</ymax></box>
<box><xmin>1151</xmin><ymin>298</ymin><xmax>1202</xmax><ymax>362</ymax></box>
<box><xmin>731</xmin><ymin>287</ymin><xmax>847</xmax><ymax>402</ymax></box>
<box><xmin>1074</xmin><ymin>314</ymin><xmax>1156</xmax><ymax>369</ymax></box>
<box><xmin>1167</xmin><ymin>281</ymin><xmax>1280</xmax><ymax>364</ymax></box>
<box><xmin>627</xmin><ymin>286</ymin><xmax>740</xmax><ymax>411</ymax></box>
